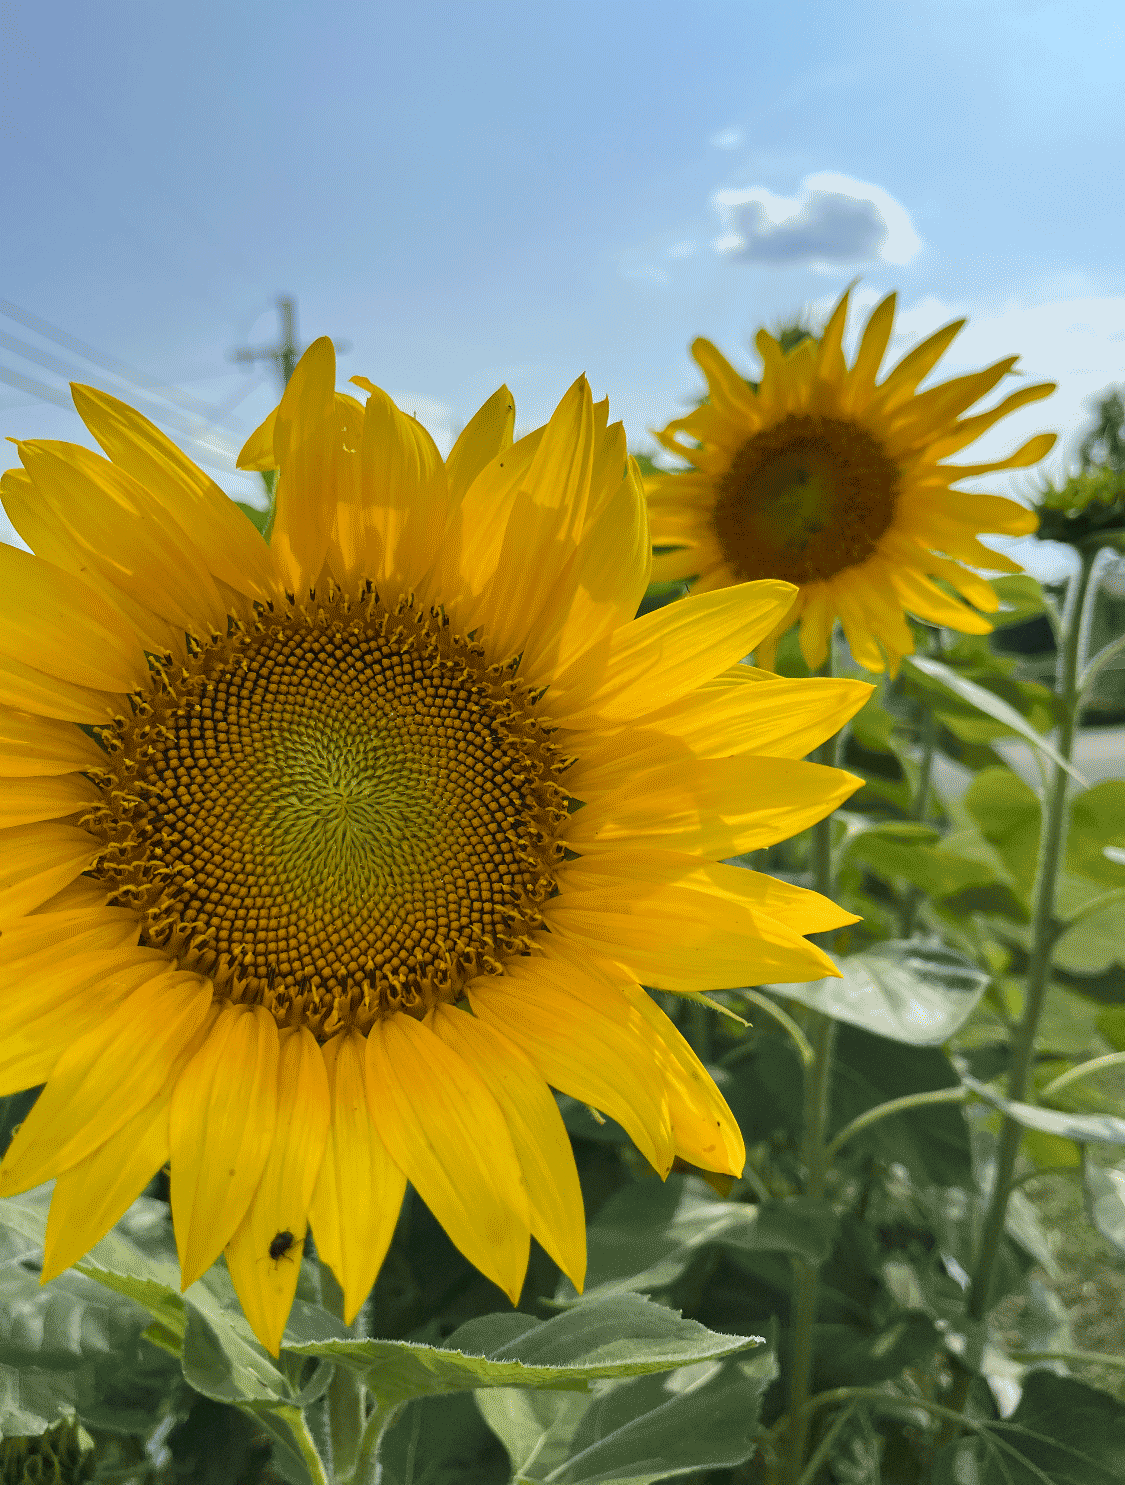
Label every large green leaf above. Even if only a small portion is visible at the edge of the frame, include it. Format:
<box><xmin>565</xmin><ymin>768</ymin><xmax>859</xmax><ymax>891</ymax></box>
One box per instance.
<box><xmin>475</xmin><ymin>1351</ymin><xmax>776</xmax><ymax>1485</ymax></box>
<box><xmin>554</xmin><ymin>1177</ymin><xmax>836</xmax><ymax>1304</ymax></box>
<box><xmin>830</xmin><ymin>1029</ymin><xmax>971</xmax><ymax>1187</ymax></box>
<box><xmin>283</xmin><ymin>1296</ymin><xmax>762</xmax><ymax>1407</ymax></box>
<box><xmin>376</xmin><ymin>1392</ymin><xmax>509</xmax><ymax>1485</ymax></box>
<box><xmin>903</xmin><ymin>655</ymin><xmax>1085</xmax><ymax>780</ymax></box>
<box><xmin>845</xmin><ymin>822</ymin><xmax>997</xmax><ymax>899</ymax></box>
<box><xmin>1068</xmin><ymin>780</ymin><xmax>1125</xmax><ymax>889</ymax></box>
<box><xmin>934</xmin><ymin>1371</ymin><xmax>1125</xmax><ymax>1484</ymax></box>
<box><xmin>768</xmin><ymin>940</ymin><xmax>990</xmax><ymax>1045</ymax></box>
<box><xmin>964</xmin><ymin>767</ymin><xmax>1042</xmax><ymax>901</ymax></box>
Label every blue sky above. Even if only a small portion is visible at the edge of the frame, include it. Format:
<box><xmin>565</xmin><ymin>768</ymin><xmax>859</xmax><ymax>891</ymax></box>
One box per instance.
<box><xmin>3</xmin><ymin>0</ymin><xmax>1123</xmax><ymax>579</ymax></box>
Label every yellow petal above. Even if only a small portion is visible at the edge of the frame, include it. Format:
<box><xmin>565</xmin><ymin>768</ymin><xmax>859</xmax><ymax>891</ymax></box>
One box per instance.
<box><xmin>0</xmin><ymin>773</ymin><xmax>100</xmax><ymax>828</ymax></box>
<box><xmin>925</xmin><ymin>389</ymin><xmax>1056</xmax><ymax>463</ymax></box>
<box><xmin>0</xmin><ymin>905</ymin><xmax>138</xmax><ymax>966</ymax></box>
<box><xmin>0</xmin><ymin>544</ymin><xmax>147</xmax><ymax>693</ymax></box>
<box><xmin>464</xmin><ymin>377</ymin><xmax>597</xmax><ymax>666</ymax></box>
<box><xmin>567</xmin><ymin>672</ymin><xmax>872</xmax><ymax>793</ymax></box>
<box><xmin>16</xmin><ymin>441</ymin><xmax>229</xmax><ymax>637</ymax></box>
<box><xmin>445</xmin><ymin>385</ymin><xmax>515</xmax><ymax>502</ymax></box>
<box><xmin>431</xmin><ymin>1005</ymin><xmax>586</xmax><ymax>1292</ymax></box>
<box><xmin>0</xmin><ymin>950</ymin><xmax>166</xmax><ymax>1098</ymax></box>
<box><xmin>0</xmin><ymin>709</ymin><xmax>106</xmax><ymax>777</ymax></box>
<box><xmin>169</xmin><ymin>1004</ymin><xmax>279</xmax><ymax>1289</ymax></box>
<box><xmin>269</xmin><ymin>338</ymin><xmax>339</xmax><ymax>593</ymax></box>
<box><xmin>468</xmin><ymin>955</ymin><xmax>675</xmax><ymax>1177</ymax></box>
<box><xmin>2</xmin><ymin>467</ymin><xmax>183</xmax><ymax>659</ymax></box>
<box><xmin>873</xmin><ymin>319</ymin><xmax>966</xmax><ymax>408</ymax></box>
<box><xmin>690</xmin><ymin>339</ymin><xmax>757</xmax><ymax>423</ymax></box>
<box><xmin>0</xmin><ymin>967</ymin><xmax>212</xmax><ymax>1195</ymax></box>
<box><xmin>0</xmin><ymin>823</ymin><xmax>99</xmax><ymax>920</ymax></box>
<box><xmin>0</xmin><ymin>646</ymin><xmax>125</xmax><ymax>724</ymax></box>
<box><xmin>564</xmin><ymin>753</ymin><xmax>862</xmax><ymax>858</ymax></box>
<box><xmin>73</xmin><ymin>384</ymin><xmax>279</xmax><ymax>602</ymax></box>
<box><xmin>619</xmin><ymin>985</ymin><xmax>745</xmax><ymax>1177</ymax></box>
<box><xmin>840</xmin><ymin>293</ymin><xmax>897</xmax><ymax>411</ymax></box>
<box><xmin>237</xmin><ymin>408</ymin><xmax>278</xmax><ymax>471</ymax></box>
<box><xmin>814</xmin><ymin>288</ymin><xmax>851</xmax><ymax>390</ymax></box>
<box><xmin>546</xmin><ymin>579</ymin><xmax>797</xmax><ymax>729</ymax></box>
<box><xmin>938</xmin><ymin>431</ymin><xmax>1056</xmax><ymax>479</ymax></box>
<box><xmin>544</xmin><ymin>864</ymin><xmax>839</xmax><ymax>992</ymax></box>
<box><xmin>308</xmin><ymin>1031</ymin><xmax>405</xmax><ymax>1324</ymax></box>
<box><xmin>519</xmin><ymin>453</ymin><xmax>651</xmax><ymax>686</ymax></box>
<box><xmin>887</xmin><ymin>566</ymin><xmax>994</xmax><ymax>632</ymax></box>
<box><xmin>226</xmin><ymin>1027</ymin><xmax>330</xmax><ymax>1355</ymax></box>
<box><xmin>41</xmin><ymin>1003</ymin><xmax>219</xmax><ymax>1283</ymax></box>
<box><xmin>365</xmin><ymin>1014</ymin><xmax>530</xmax><ymax>1303</ymax></box>
<box><xmin>352</xmin><ymin>379</ymin><xmax>450</xmax><ymax>597</ymax></box>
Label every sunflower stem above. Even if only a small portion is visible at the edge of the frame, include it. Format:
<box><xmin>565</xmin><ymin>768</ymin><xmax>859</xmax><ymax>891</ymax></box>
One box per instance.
<box><xmin>319</xmin><ymin>1260</ymin><xmax>367</xmax><ymax>1483</ymax></box>
<box><xmin>786</xmin><ymin>651</ymin><xmax>841</xmax><ymax>1484</ymax></box>
<box><xmin>948</xmin><ymin>545</ymin><xmax>1100</xmax><ymax>1425</ymax></box>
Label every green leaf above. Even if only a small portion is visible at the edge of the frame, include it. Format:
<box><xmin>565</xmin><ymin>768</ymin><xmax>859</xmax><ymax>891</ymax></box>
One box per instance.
<box><xmin>1055</xmin><ymin>894</ymin><xmax>1125</xmax><ymax>972</ymax></box>
<box><xmin>376</xmin><ymin>1392</ymin><xmax>509</xmax><ymax>1485</ymax></box>
<box><xmin>769</xmin><ymin>940</ymin><xmax>990</xmax><ymax>1045</ymax></box>
<box><xmin>235</xmin><ymin>500</ymin><xmax>270</xmax><ymax>535</ymax></box>
<box><xmin>830</xmin><ymin>1029</ymin><xmax>971</xmax><ymax>1187</ymax></box>
<box><xmin>964</xmin><ymin>767</ymin><xmax>1042</xmax><ymax>901</ymax></box>
<box><xmin>475</xmin><ymin>1351</ymin><xmax>776</xmax><ymax>1485</ymax></box>
<box><xmin>934</xmin><ymin>1371</ymin><xmax>1125</xmax><ymax>1484</ymax></box>
<box><xmin>903</xmin><ymin>655</ymin><xmax>1086</xmax><ymax>781</ymax></box>
<box><xmin>1067</xmin><ymin>781</ymin><xmax>1125</xmax><ymax>890</ymax></box>
<box><xmin>965</xmin><ymin>1074</ymin><xmax>1125</xmax><ymax>1144</ymax></box>
<box><xmin>989</xmin><ymin>574</ymin><xmax>1050</xmax><ymax>629</ymax></box>
<box><xmin>554</xmin><ymin>1176</ymin><xmax>836</xmax><ymax>1304</ymax></box>
<box><xmin>1083</xmin><ymin>1158</ymin><xmax>1125</xmax><ymax>1257</ymax></box>
<box><xmin>845</xmin><ymin>823</ymin><xmax>997</xmax><ymax>899</ymax></box>
<box><xmin>282</xmin><ymin>1295</ymin><xmax>761</xmax><ymax>1407</ymax></box>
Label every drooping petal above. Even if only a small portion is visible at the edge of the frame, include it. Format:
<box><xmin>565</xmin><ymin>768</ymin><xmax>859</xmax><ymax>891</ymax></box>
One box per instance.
<box><xmin>0</xmin><ymin>968</ymin><xmax>212</xmax><ymax>1194</ymax></box>
<box><xmin>41</xmin><ymin>1004</ymin><xmax>220</xmax><ymax>1282</ymax></box>
<box><xmin>169</xmin><ymin>1004</ymin><xmax>279</xmax><ymax>1289</ymax></box>
<box><xmin>431</xmin><ymin>1005</ymin><xmax>586</xmax><ymax>1291</ymax></box>
<box><xmin>307</xmin><ymin>1031</ymin><xmax>405</xmax><ymax>1325</ymax></box>
<box><xmin>365</xmin><ymin>1014</ymin><xmax>530</xmax><ymax>1303</ymax></box>
<box><xmin>468</xmin><ymin>955</ymin><xmax>675</xmax><ymax>1177</ymax></box>
<box><xmin>225</xmin><ymin>1027</ymin><xmax>330</xmax><ymax>1355</ymax></box>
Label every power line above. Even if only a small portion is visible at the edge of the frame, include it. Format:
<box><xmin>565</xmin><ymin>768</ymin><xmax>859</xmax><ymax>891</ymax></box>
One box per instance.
<box><xmin>0</xmin><ymin>299</ymin><xmax>223</xmax><ymax>419</ymax></box>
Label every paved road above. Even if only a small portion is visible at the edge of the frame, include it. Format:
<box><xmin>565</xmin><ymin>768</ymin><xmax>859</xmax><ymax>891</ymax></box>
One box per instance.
<box><xmin>933</xmin><ymin>725</ymin><xmax>1124</xmax><ymax>800</ymax></box>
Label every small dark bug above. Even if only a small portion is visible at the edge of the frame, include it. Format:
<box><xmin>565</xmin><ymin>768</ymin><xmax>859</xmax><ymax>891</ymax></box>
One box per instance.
<box><xmin>260</xmin><ymin>1230</ymin><xmax>300</xmax><ymax>1269</ymax></box>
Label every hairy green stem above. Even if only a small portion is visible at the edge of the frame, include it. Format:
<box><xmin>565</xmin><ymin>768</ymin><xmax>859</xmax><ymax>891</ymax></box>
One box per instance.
<box><xmin>319</xmin><ymin>1260</ymin><xmax>367</xmax><ymax>1482</ymax></box>
<box><xmin>824</xmin><ymin>1086</ymin><xmax>967</xmax><ymax>1163</ymax></box>
<box><xmin>786</xmin><ymin>653</ymin><xmax>841</xmax><ymax>1484</ymax></box>
<box><xmin>951</xmin><ymin>547</ymin><xmax>1101</xmax><ymax>1419</ymax></box>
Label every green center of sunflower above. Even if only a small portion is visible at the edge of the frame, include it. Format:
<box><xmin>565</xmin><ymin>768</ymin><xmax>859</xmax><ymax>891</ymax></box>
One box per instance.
<box><xmin>712</xmin><ymin>414</ymin><xmax>901</xmax><ymax>585</ymax></box>
<box><xmin>83</xmin><ymin>586</ymin><xmax>571</xmax><ymax>1039</ymax></box>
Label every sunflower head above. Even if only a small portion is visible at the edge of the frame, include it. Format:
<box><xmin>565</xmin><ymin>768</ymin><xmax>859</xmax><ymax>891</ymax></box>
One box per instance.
<box><xmin>1033</xmin><ymin>467</ymin><xmax>1125</xmax><ymax>551</ymax></box>
<box><xmin>0</xmin><ymin>340</ymin><xmax>871</xmax><ymax>1355</ymax></box>
<box><xmin>646</xmin><ymin>288</ymin><xmax>1058</xmax><ymax>673</ymax></box>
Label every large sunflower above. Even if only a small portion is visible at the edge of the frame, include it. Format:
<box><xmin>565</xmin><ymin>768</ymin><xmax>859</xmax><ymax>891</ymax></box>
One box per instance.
<box><xmin>646</xmin><ymin>288</ymin><xmax>1057</xmax><ymax>672</ymax></box>
<box><xmin>0</xmin><ymin>340</ymin><xmax>870</xmax><ymax>1354</ymax></box>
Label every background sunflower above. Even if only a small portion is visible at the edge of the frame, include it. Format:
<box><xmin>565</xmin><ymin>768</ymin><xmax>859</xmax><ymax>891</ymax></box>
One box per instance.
<box><xmin>646</xmin><ymin>287</ymin><xmax>1058</xmax><ymax>673</ymax></box>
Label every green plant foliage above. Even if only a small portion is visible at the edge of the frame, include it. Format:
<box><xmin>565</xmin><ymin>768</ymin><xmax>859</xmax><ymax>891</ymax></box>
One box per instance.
<box><xmin>0</xmin><ymin>1419</ymin><xmax>94</xmax><ymax>1485</ymax></box>
<box><xmin>934</xmin><ymin>1371</ymin><xmax>1125</xmax><ymax>1483</ymax></box>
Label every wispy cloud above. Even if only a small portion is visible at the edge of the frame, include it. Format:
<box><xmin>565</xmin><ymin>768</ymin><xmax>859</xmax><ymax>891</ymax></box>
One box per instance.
<box><xmin>709</xmin><ymin>126</ymin><xmax>743</xmax><ymax>150</ymax></box>
<box><xmin>713</xmin><ymin>171</ymin><xmax>922</xmax><ymax>268</ymax></box>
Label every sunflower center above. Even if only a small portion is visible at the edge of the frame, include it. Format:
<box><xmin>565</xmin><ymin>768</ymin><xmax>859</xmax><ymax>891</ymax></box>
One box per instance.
<box><xmin>83</xmin><ymin>587</ymin><xmax>571</xmax><ymax>1038</ymax></box>
<box><xmin>712</xmin><ymin>414</ymin><xmax>900</xmax><ymax>585</ymax></box>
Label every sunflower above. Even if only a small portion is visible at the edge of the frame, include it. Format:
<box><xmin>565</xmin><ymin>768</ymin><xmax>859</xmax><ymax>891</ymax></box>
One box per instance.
<box><xmin>0</xmin><ymin>340</ymin><xmax>870</xmax><ymax>1355</ymax></box>
<box><xmin>646</xmin><ymin>287</ymin><xmax>1057</xmax><ymax>672</ymax></box>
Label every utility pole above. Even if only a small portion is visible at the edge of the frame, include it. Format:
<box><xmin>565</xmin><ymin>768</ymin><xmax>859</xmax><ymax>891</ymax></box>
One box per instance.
<box><xmin>229</xmin><ymin>296</ymin><xmax>350</xmax><ymax>391</ymax></box>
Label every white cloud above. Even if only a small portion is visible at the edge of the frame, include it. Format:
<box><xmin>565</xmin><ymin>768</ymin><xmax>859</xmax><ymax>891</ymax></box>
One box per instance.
<box><xmin>709</xmin><ymin>127</ymin><xmax>743</xmax><ymax>150</ymax></box>
<box><xmin>713</xmin><ymin>171</ymin><xmax>922</xmax><ymax>268</ymax></box>
<box><xmin>666</xmin><ymin>241</ymin><xmax>697</xmax><ymax>260</ymax></box>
